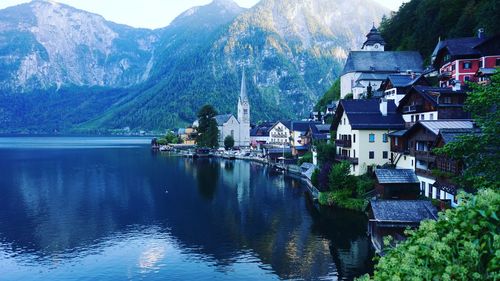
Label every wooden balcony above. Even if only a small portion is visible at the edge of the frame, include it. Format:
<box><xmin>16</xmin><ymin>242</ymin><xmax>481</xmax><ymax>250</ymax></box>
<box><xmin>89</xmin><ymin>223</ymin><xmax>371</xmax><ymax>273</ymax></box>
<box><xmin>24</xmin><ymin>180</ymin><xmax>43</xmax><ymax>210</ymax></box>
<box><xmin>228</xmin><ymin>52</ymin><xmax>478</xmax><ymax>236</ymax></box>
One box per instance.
<box><xmin>413</xmin><ymin>149</ymin><xmax>436</xmax><ymax>162</ymax></box>
<box><xmin>391</xmin><ymin>145</ymin><xmax>409</xmax><ymax>154</ymax></box>
<box><xmin>335</xmin><ymin>139</ymin><xmax>352</xmax><ymax>148</ymax></box>
<box><xmin>335</xmin><ymin>155</ymin><xmax>359</xmax><ymax>165</ymax></box>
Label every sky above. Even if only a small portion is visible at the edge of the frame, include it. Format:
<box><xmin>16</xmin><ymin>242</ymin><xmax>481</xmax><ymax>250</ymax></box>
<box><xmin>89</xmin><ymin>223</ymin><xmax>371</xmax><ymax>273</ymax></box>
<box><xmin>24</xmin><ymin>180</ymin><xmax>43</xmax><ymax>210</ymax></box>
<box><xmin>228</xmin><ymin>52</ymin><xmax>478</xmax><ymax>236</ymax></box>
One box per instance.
<box><xmin>0</xmin><ymin>0</ymin><xmax>407</xmax><ymax>29</ymax></box>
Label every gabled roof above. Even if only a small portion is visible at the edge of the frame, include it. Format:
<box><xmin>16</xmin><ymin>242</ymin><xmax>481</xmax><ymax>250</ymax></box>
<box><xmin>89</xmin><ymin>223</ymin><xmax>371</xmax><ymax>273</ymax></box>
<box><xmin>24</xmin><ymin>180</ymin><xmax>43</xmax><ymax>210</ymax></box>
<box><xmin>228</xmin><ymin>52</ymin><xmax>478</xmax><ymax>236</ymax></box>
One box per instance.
<box><xmin>397</xmin><ymin>85</ymin><xmax>467</xmax><ymax>111</ymax></box>
<box><xmin>436</xmin><ymin>128</ymin><xmax>481</xmax><ymax>144</ymax></box>
<box><xmin>332</xmin><ymin>99</ymin><xmax>405</xmax><ymax>130</ymax></box>
<box><xmin>342</xmin><ymin>51</ymin><xmax>423</xmax><ymax>75</ymax></box>
<box><xmin>375</xmin><ymin>169</ymin><xmax>420</xmax><ymax>184</ymax></box>
<box><xmin>418</xmin><ymin>120</ymin><xmax>474</xmax><ymax>135</ymax></box>
<box><xmin>432</xmin><ymin>35</ymin><xmax>500</xmax><ymax>68</ymax></box>
<box><xmin>215</xmin><ymin>114</ymin><xmax>236</xmax><ymax>126</ymax></box>
<box><xmin>370</xmin><ymin>200</ymin><xmax>438</xmax><ymax>224</ymax></box>
<box><xmin>291</xmin><ymin>121</ymin><xmax>320</xmax><ymax>132</ymax></box>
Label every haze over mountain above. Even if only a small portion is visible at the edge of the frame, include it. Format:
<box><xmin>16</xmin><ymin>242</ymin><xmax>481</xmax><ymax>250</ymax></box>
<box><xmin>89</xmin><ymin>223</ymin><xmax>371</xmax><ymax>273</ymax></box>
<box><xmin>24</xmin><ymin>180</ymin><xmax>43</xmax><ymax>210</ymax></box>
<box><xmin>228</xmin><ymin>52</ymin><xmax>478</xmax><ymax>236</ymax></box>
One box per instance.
<box><xmin>0</xmin><ymin>0</ymin><xmax>388</xmax><ymax>133</ymax></box>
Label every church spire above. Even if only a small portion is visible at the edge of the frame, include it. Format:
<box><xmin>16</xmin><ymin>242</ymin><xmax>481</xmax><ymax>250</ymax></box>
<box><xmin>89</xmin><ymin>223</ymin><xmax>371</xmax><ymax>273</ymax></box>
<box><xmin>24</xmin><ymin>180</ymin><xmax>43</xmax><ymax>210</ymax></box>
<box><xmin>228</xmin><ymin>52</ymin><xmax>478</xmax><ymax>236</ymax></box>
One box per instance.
<box><xmin>240</xmin><ymin>69</ymin><xmax>248</xmax><ymax>103</ymax></box>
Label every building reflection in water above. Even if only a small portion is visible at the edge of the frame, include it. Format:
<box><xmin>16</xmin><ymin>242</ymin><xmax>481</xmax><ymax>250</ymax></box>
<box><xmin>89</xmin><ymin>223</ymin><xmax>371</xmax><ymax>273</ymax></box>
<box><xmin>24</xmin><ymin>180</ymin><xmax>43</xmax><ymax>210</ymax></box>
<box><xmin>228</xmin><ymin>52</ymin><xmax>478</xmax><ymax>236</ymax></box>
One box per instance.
<box><xmin>0</xmin><ymin>148</ymin><xmax>373</xmax><ymax>280</ymax></box>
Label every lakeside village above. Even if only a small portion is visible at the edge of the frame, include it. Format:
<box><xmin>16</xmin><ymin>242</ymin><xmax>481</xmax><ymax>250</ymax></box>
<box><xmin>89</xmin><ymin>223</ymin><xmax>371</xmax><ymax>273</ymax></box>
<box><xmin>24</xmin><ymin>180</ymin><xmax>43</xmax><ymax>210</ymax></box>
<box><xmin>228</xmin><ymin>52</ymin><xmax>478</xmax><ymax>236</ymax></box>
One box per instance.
<box><xmin>152</xmin><ymin>26</ymin><xmax>499</xmax><ymax>255</ymax></box>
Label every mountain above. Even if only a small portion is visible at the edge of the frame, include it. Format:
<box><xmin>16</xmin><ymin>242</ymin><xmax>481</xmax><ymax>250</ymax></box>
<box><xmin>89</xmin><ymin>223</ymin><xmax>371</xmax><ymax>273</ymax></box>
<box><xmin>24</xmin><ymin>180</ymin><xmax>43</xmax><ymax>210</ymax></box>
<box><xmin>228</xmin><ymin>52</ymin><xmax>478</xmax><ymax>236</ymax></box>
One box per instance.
<box><xmin>0</xmin><ymin>0</ymin><xmax>389</xmax><ymax>133</ymax></box>
<box><xmin>0</xmin><ymin>0</ymin><xmax>158</xmax><ymax>92</ymax></box>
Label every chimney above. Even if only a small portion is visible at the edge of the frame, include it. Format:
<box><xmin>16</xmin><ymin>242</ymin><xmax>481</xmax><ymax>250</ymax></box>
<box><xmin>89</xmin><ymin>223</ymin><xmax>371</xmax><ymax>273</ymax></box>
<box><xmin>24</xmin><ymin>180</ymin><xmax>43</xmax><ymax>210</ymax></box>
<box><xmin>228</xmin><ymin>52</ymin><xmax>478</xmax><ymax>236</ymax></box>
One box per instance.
<box><xmin>379</xmin><ymin>98</ymin><xmax>388</xmax><ymax>116</ymax></box>
<box><xmin>478</xmin><ymin>28</ymin><xmax>485</xmax><ymax>39</ymax></box>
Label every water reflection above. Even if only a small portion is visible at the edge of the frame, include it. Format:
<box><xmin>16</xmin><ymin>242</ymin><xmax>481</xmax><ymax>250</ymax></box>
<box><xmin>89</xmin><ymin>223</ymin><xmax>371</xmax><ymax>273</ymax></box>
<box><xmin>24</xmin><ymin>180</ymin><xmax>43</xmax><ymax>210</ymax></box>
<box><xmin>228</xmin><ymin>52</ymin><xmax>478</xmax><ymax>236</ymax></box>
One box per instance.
<box><xmin>0</xmin><ymin>142</ymin><xmax>373</xmax><ymax>280</ymax></box>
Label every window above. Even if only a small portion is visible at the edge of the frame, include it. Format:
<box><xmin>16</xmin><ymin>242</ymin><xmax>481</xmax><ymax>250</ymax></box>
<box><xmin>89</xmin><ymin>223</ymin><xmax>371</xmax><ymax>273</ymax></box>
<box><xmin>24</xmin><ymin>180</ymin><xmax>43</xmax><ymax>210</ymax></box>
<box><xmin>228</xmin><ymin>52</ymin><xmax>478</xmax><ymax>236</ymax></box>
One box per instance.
<box><xmin>443</xmin><ymin>97</ymin><xmax>452</xmax><ymax>104</ymax></box>
<box><xmin>464</xmin><ymin>76</ymin><xmax>470</xmax><ymax>82</ymax></box>
<box><xmin>430</xmin><ymin>113</ymin><xmax>434</xmax><ymax>120</ymax></box>
<box><xmin>369</xmin><ymin>151</ymin><xmax>374</xmax><ymax>159</ymax></box>
<box><xmin>411</xmin><ymin>115</ymin><xmax>415</xmax><ymax>122</ymax></box>
<box><xmin>369</xmin><ymin>134</ymin><xmax>375</xmax><ymax>143</ymax></box>
<box><xmin>353</xmin><ymin>134</ymin><xmax>356</xmax><ymax>143</ymax></box>
<box><xmin>343</xmin><ymin>118</ymin><xmax>346</xmax><ymax>125</ymax></box>
<box><xmin>420</xmin><ymin>114</ymin><xmax>425</xmax><ymax>120</ymax></box>
<box><xmin>383</xmin><ymin>151</ymin><xmax>388</xmax><ymax>159</ymax></box>
<box><xmin>231</xmin><ymin>130</ymin><xmax>234</xmax><ymax>137</ymax></box>
<box><xmin>353</xmin><ymin>150</ymin><xmax>356</xmax><ymax>158</ymax></box>
<box><xmin>395</xmin><ymin>137</ymin><xmax>399</xmax><ymax>146</ymax></box>
<box><xmin>415</xmin><ymin>115</ymin><xmax>420</xmax><ymax>122</ymax></box>
<box><xmin>451</xmin><ymin>64</ymin><xmax>455</xmax><ymax>70</ymax></box>
<box><xmin>463</xmin><ymin>62</ymin><xmax>472</xmax><ymax>69</ymax></box>
<box><xmin>426</xmin><ymin>183</ymin><xmax>431</xmax><ymax>197</ymax></box>
<box><xmin>421</xmin><ymin>182</ymin><xmax>425</xmax><ymax>195</ymax></box>
<box><xmin>382</xmin><ymin>134</ymin><xmax>388</xmax><ymax>143</ymax></box>
<box><xmin>496</xmin><ymin>58</ymin><xmax>500</xmax><ymax>66</ymax></box>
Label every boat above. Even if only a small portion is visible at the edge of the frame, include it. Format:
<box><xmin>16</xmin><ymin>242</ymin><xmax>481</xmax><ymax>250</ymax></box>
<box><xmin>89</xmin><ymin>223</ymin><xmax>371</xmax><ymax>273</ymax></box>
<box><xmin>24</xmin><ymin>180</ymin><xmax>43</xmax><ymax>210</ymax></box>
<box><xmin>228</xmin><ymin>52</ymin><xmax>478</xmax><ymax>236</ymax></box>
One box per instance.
<box><xmin>194</xmin><ymin>148</ymin><xmax>211</xmax><ymax>158</ymax></box>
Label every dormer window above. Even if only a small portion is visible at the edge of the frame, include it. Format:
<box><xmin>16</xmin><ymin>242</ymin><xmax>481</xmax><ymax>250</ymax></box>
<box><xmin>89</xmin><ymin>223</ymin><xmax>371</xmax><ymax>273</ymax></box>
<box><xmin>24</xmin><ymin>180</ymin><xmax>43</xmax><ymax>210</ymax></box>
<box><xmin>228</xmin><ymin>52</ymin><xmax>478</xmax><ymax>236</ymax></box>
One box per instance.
<box><xmin>463</xmin><ymin>62</ymin><xmax>472</xmax><ymax>69</ymax></box>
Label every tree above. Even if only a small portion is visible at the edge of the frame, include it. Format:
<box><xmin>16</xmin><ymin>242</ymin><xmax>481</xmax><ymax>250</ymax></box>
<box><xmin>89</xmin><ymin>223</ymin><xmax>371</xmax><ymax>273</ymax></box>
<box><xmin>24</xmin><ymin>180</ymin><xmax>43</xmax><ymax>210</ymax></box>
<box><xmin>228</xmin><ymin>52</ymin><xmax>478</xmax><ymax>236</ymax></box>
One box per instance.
<box><xmin>315</xmin><ymin>78</ymin><xmax>340</xmax><ymax>112</ymax></box>
<box><xmin>434</xmin><ymin>70</ymin><xmax>500</xmax><ymax>190</ymax></box>
<box><xmin>224</xmin><ymin>135</ymin><xmax>235</xmax><ymax>150</ymax></box>
<box><xmin>164</xmin><ymin>131</ymin><xmax>179</xmax><ymax>144</ymax></box>
<box><xmin>196</xmin><ymin>104</ymin><xmax>219</xmax><ymax>148</ymax></box>
<box><xmin>316</xmin><ymin>142</ymin><xmax>336</xmax><ymax>164</ymax></box>
<box><xmin>328</xmin><ymin>161</ymin><xmax>356</xmax><ymax>191</ymax></box>
<box><xmin>357</xmin><ymin>189</ymin><xmax>500</xmax><ymax>281</ymax></box>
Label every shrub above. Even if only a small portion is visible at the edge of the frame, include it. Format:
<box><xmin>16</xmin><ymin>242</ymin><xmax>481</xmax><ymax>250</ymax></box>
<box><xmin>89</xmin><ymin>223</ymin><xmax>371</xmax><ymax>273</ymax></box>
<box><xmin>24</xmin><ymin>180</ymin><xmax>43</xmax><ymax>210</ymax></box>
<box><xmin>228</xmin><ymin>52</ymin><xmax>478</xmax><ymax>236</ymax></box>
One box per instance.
<box><xmin>298</xmin><ymin>152</ymin><xmax>313</xmax><ymax>165</ymax></box>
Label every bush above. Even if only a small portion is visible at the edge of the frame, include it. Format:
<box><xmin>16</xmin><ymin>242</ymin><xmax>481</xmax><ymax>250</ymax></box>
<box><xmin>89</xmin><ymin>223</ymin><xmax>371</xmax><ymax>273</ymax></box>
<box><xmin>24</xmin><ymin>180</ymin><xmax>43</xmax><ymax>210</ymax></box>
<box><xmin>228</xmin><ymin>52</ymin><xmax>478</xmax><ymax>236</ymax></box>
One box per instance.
<box><xmin>357</xmin><ymin>189</ymin><xmax>500</xmax><ymax>281</ymax></box>
<box><xmin>328</xmin><ymin>161</ymin><xmax>356</xmax><ymax>192</ymax></box>
<box><xmin>298</xmin><ymin>152</ymin><xmax>313</xmax><ymax>165</ymax></box>
<box><xmin>311</xmin><ymin>168</ymin><xmax>320</xmax><ymax>187</ymax></box>
<box><xmin>224</xmin><ymin>135</ymin><xmax>234</xmax><ymax>150</ymax></box>
<box><xmin>318</xmin><ymin>189</ymin><xmax>367</xmax><ymax>211</ymax></box>
<box><xmin>316</xmin><ymin>142</ymin><xmax>336</xmax><ymax>164</ymax></box>
<box><xmin>317</xmin><ymin>162</ymin><xmax>333</xmax><ymax>192</ymax></box>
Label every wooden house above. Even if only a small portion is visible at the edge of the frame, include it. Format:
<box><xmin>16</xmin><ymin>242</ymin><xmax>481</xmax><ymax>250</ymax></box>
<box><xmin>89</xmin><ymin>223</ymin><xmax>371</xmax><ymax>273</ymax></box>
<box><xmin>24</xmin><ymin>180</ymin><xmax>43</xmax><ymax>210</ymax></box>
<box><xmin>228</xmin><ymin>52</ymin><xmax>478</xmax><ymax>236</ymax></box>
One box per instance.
<box><xmin>375</xmin><ymin>169</ymin><xmax>420</xmax><ymax>199</ymax></box>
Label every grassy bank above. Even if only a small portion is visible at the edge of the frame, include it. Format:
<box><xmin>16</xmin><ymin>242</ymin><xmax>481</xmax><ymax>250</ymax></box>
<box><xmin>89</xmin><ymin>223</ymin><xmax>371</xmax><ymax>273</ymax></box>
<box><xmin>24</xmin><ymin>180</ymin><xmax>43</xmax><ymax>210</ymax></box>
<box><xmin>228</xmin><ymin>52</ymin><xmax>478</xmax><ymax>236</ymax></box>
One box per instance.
<box><xmin>318</xmin><ymin>189</ymin><xmax>368</xmax><ymax>211</ymax></box>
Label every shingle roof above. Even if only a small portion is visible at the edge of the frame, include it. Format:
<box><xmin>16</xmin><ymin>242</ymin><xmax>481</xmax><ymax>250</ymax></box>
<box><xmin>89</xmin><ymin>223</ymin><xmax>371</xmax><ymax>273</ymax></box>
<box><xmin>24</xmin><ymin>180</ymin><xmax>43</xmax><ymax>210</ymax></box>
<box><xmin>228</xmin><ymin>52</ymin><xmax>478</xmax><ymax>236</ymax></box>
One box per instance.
<box><xmin>397</xmin><ymin>85</ymin><xmax>467</xmax><ymax>111</ymax></box>
<box><xmin>357</xmin><ymin>72</ymin><xmax>391</xmax><ymax>81</ymax></box>
<box><xmin>215</xmin><ymin>114</ymin><xmax>235</xmax><ymax>126</ymax></box>
<box><xmin>370</xmin><ymin>200</ymin><xmax>438</xmax><ymax>223</ymax></box>
<box><xmin>342</xmin><ymin>51</ymin><xmax>423</xmax><ymax>75</ymax></box>
<box><xmin>333</xmin><ymin>99</ymin><xmax>405</xmax><ymax>130</ymax></box>
<box><xmin>388</xmin><ymin>129</ymin><xmax>407</xmax><ymax>137</ymax></box>
<box><xmin>291</xmin><ymin>121</ymin><xmax>320</xmax><ymax>132</ymax></box>
<box><xmin>375</xmin><ymin>169</ymin><xmax>420</xmax><ymax>184</ymax></box>
<box><xmin>438</xmin><ymin>128</ymin><xmax>481</xmax><ymax>144</ymax></box>
<box><xmin>432</xmin><ymin>37</ymin><xmax>485</xmax><ymax>58</ymax></box>
<box><xmin>419</xmin><ymin>120</ymin><xmax>474</xmax><ymax>135</ymax></box>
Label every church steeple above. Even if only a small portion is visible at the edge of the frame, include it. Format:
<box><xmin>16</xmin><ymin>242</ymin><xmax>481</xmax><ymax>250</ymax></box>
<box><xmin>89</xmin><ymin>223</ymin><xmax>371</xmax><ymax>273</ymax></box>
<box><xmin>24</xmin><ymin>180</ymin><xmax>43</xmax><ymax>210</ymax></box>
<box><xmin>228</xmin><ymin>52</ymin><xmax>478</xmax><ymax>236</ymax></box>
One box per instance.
<box><xmin>361</xmin><ymin>24</ymin><xmax>386</xmax><ymax>51</ymax></box>
<box><xmin>237</xmin><ymin>69</ymin><xmax>250</xmax><ymax>125</ymax></box>
<box><xmin>239</xmin><ymin>69</ymin><xmax>249</xmax><ymax>103</ymax></box>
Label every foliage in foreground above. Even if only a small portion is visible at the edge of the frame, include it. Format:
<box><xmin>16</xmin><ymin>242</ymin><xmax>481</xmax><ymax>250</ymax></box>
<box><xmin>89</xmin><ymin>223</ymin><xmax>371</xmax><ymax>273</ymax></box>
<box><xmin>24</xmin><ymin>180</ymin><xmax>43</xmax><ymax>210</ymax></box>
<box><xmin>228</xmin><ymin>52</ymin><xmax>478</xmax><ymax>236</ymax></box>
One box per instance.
<box><xmin>357</xmin><ymin>188</ymin><xmax>500</xmax><ymax>281</ymax></box>
<box><xmin>196</xmin><ymin>104</ymin><xmax>219</xmax><ymax>148</ymax></box>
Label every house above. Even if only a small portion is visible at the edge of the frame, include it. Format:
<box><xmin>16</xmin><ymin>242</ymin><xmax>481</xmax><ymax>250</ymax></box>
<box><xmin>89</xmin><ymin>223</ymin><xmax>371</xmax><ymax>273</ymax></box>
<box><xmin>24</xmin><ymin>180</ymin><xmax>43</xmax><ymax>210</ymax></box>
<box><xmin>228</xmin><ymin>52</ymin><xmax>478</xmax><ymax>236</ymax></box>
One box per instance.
<box><xmin>288</xmin><ymin>121</ymin><xmax>321</xmax><ymax>156</ymax></box>
<box><xmin>397</xmin><ymin>85</ymin><xmax>469</xmax><ymax>128</ymax></box>
<box><xmin>379</xmin><ymin>74</ymin><xmax>430</xmax><ymax>106</ymax></box>
<box><xmin>375</xmin><ymin>169</ymin><xmax>420</xmax><ymax>199</ymax></box>
<box><xmin>213</xmin><ymin>70</ymin><xmax>251</xmax><ymax>147</ymax></box>
<box><xmin>432</xmin><ymin>30</ymin><xmax>500</xmax><ymax>88</ymax></box>
<box><xmin>177</xmin><ymin>127</ymin><xmax>197</xmax><ymax>145</ymax></box>
<box><xmin>268</xmin><ymin>121</ymin><xmax>292</xmax><ymax>145</ymax></box>
<box><xmin>340</xmin><ymin>25</ymin><xmax>424</xmax><ymax>99</ymax></box>
<box><xmin>400</xmin><ymin>120</ymin><xmax>474</xmax><ymax>207</ymax></box>
<box><xmin>331</xmin><ymin>99</ymin><xmax>405</xmax><ymax>176</ymax></box>
<box><xmin>250</xmin><ymin>122</ymin><xmax>274</xmax><ymax>147</ymax></box>
<box><xmin>303</xmin><ymin>124</ymin><xmax>331</xmax><ymax>146</ymax></box>
<box><xmin>367</xmin><ymin>200</ymin><xmax>438</xmax><ymax>255</ymax></box>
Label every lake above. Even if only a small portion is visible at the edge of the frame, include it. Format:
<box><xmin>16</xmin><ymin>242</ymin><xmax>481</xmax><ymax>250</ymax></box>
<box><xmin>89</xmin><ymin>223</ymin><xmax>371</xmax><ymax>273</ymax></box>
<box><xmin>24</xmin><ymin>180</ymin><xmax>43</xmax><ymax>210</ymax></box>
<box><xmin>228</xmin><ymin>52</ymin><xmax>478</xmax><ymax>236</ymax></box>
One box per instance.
<box><xmin>0</xmin><ymin>137</ymin><xmax>374</xmax><ymax>281</ymax></box>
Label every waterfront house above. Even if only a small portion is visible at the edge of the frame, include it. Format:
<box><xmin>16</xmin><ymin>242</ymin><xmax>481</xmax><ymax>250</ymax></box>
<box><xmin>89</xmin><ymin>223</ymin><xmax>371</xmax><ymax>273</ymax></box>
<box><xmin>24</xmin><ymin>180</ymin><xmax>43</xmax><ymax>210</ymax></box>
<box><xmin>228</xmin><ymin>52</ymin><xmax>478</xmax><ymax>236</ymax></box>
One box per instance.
<box><xmin>367</xmin><ymin>200</ymin><xmax>438</xmax><ymax>255</ymax></box>
<box><xmin>331</xmin><ymin>99</ymin><xmax>405</xmax><ymax>176</ymax></box>
<box><xmin>289</xmin><ymin>121</ymin><xmax>320</xmax><ymax>156</ymax></box>
<box><xmin>268</xmin><ymin>121</ymin><xmax>292</xmax><ymax>145</ymax></box>
<box><xmin>250</xmin><ymin>121</ymin><xmax>275</xmax><ymax>147</ymax></box>
<box><xmin>432</xmin><ymin>30</ymin><xmax>500</xmax><ymax>88</ymax></box>
<box><xmin>396</xmin><ymin>85</ymin><xmax>469</xmax><ymax>128</ymax></box>
<box><xmin>303</xmin><ymin>124</ymin><xmax>331</xmax><ymax>146</ymax></box>
<box><xmin>375</xmin><ymin>169</ymin><xmax>420</xmax><ymax>199</ymax></box>
<box><xmin>340</xmin><ymin>25</ymin><xmax>424</xmax><ymax>99</ymax></box>
<box><xmin>400</xmin><ymin>120</ymin><xmax>474</xmax><ymax>207</ymax></box>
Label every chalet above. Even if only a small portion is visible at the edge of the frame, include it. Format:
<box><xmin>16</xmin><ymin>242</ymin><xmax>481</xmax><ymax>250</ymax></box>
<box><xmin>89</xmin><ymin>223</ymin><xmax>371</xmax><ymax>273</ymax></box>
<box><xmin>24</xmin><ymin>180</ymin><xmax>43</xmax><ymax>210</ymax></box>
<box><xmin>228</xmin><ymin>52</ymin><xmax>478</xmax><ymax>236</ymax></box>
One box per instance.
<box><xmin>340</xmin><ymin>25</ymin><xmax>424</xmax><ymax>99</ymax></box>
<box><xmin>302</xmin><ymin>124</ymin><xmax>331</xmax><ymax>146</ymax></box>
<box><xmin>367</xmin><ymin>200</ymin><xmax>438</xmax><ymax>255</ymax></box>
<box><xmin>401</xmin><ymin>120</ymin><xmax>474</xmax><ymax>207</ymax></box>
<box><xmin>397</xmin><ymin>85</ymin><xmax>469</xmax><ymax>128</ymax></box>
<box><xmin>375</xmin><ymin>169</ymin><xmax>420</xmax><ymax>200</ymax></box>
<box><xmin>268</xmin><ymin>121</ymin><xmax>292</xmax><ymax>145</ymax></box>
<box><xmin>250</xmin><ymin>122</ymin><xmax>274</xmax><ymax>147</ymax></box>
<box><xmin>432</xmin><ymin>30</ymin><xmax>500</xmax><ymax>88</ymax></box>
<box><xmin>431</xmin><ymin>128</ymin><xmax>480</xmax><ymax>205</ymax></box>
<box><xmin>331</xmin><ymin>99</ymin><xmax>405</xmax><ymax>176</ymax></box>
<box><xmin>379</xmin><ymin>74</ymin><xmax>430</xmax><ymax>106</ymax></box>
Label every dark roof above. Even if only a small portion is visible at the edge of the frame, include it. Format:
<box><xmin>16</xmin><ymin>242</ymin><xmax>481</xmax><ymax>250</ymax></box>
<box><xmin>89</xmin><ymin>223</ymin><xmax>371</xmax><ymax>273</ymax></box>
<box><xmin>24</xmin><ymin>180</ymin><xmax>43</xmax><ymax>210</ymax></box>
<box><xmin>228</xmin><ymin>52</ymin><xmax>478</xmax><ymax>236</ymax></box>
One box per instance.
<box><xmin>375</xmin><ymin>169</ymin><xmax>419</xmax><ymax>184</ymax></box>
<box><xmin>215</xmin><ymin>114</ymin><xmax>235</xmax><ymax>126</ymax></box>
<box><xmin>418</xmin><ymin>120</ymin><xmax>474</xmax><ymax>135</ymax></box>
<box><xmin>342</xmin><ymin>51</ymin><xmax>423</xmax><ymax>75</ymax></box>
<box><xmin>332</xmin><ymin>99</ymin><xmax>405</xmax><ymax>130</ymax></box>
<box><xmin>370</xmin><ymin>200</ymin><xmax>438</xmax><ymax>224</ymax></box>
<box><xmin>291</xmin><ymin>121</ymin><xmax>320</xmax><ymax>132</ymax></box>
<box><xmin>397</xmin><ymin>85</ymin><xmax>467</xmax><ymax>111</ymax></box>
<box><xmin>357</xmin><ymin>72</ymin><xmax>391</xmax><ymax>81</ymax></box>
<box><xmin>388</xmin><ymin>129</ymin><xmax>407</xmax><ymax>137</ymax></box>
<box><xmin>432</xmin><ymin>35</ymin><xmax>500</xmax><ymax>68</ymax></box>
<box><xmin>362</xmin><ymin>26</ymin><xmax>386</xmax><ymax>49</ymax></box>
<box><xmin>267</xmin><ymin>148</ymin><xmax>292</xmax><ymax>155</ymax></box>
<box><xmin>315</xmin><ymin>124</ymin><xmax>331</xmax><ymax>133</ymax></box>
<box><xmin>438</xmin><ymin>128</ymin><xmax>481</xmax><ymax>144</ymax></box>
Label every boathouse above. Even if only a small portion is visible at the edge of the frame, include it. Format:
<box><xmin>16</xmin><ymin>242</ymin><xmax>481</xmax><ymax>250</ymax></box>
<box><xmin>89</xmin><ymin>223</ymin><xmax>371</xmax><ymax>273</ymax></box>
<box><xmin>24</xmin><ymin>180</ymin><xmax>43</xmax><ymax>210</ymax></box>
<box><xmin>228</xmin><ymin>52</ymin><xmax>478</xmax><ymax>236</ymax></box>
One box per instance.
<box><xmin>374</xmin><ymin>169</ymin><xmax>420</xmax><ymax>199</ymax></box>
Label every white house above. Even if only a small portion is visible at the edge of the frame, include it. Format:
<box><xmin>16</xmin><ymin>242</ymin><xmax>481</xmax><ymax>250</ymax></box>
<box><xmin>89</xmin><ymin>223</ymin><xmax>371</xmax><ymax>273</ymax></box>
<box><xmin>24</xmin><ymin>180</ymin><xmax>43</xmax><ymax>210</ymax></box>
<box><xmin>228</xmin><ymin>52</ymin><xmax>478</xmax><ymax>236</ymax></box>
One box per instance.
<box><xmin>331</xmin><ymin>99</ymin><xmax>406</xmax><ymax>176</ymax></box>
<box><xmin>268</xmin><ymin>121</ymin><xmax>291</xmax><ymax>144</ymax></box>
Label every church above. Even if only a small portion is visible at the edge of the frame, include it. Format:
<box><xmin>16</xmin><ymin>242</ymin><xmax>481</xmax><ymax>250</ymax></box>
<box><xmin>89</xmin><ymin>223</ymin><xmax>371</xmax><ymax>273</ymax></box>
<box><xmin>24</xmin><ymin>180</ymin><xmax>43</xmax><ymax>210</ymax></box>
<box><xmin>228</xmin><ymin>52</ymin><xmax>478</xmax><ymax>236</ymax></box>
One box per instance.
<box><xmin>215</xmin><ymin>70</ymin><xmax>251</xmax><ymax>147</ymax></box>
<box><xmin>340</xmin><ymin>25</ymin><xmax>424</xmax><ymax>99</ymax></box>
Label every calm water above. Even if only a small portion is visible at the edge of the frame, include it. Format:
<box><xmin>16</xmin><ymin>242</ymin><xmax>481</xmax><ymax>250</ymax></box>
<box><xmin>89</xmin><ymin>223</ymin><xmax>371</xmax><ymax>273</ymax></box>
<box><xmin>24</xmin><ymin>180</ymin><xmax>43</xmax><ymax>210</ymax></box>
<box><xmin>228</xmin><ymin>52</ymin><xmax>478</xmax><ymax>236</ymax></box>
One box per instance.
<box><xmin>0</xmin><ymin>137</ymin><xmax>373</xmax><ymax>281</ymax></box>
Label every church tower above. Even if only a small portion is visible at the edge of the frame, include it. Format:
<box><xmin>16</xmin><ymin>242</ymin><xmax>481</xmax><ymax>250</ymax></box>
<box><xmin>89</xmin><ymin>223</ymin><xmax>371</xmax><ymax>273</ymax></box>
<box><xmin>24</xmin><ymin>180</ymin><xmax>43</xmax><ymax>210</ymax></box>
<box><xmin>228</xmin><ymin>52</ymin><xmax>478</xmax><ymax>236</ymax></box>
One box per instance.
<box><xmin>361</xmin><ymin>24</ymin><xmax>386</xmax><ymax>51</ymax></box>
<box><xmin>237</xmin><ymin>69</ymin><xmax>251</xmax><ymax>147</ymax></box>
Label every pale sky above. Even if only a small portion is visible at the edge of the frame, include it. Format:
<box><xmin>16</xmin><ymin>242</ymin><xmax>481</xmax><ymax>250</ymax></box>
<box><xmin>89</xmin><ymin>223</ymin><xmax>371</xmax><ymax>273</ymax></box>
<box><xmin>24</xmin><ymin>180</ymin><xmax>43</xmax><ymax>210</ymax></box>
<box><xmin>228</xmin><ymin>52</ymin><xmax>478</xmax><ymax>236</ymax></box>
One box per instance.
<box><xmin>0</xmin><ymin>0</ymin><xmax>407</xmax><ymax>29</ymax></box>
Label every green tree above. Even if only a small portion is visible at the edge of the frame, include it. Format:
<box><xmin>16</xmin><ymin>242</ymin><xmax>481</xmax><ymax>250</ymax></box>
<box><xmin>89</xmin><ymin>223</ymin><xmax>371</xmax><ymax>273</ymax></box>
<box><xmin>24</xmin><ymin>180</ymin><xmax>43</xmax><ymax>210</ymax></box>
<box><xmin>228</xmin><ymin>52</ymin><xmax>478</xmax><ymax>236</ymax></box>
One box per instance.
<box><xmin>434</xmin><ymin>70</ymin><xmax>500</xmax><ymax>190</ymax></box>
<box><xmin>357</xmin><ymin>189</ymin><xmax>500</xmax><ymax>281</ymax></box>
<box><xmin>315</xmin><ymin>78</ymin><xmax>340</xmax><ymax>112</ymax></box>
<box><xmin>224</xmin><ymin>135</ymin><xmax>235</xmax><ymax>150</ymax></box>
<box><xmin>196</xmin><ymin>104</ymin><xmax>219</xmax><ymax>148</ymax></box>
<box><xmin>328</xmin><ymin>161</ymin><xmax>355</xmax><ymax>191</ymax></box>
<box><xmin>164</xmin><ymin>131</ymin><xmax>179</xmax><ymax>144</ymax></box>
<box><xmin>316</xmin><ymin>142</ymin><xmax>336</xmax><ymax>164</ymax></box>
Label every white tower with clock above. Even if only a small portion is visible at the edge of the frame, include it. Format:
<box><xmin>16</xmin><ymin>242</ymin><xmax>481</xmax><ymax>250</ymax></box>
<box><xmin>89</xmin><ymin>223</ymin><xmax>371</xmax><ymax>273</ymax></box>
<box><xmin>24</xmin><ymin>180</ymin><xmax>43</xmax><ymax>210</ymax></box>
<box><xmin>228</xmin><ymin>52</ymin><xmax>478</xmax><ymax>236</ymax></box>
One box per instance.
<box><xmin>361</xmin><ymin>24</ymin><xmax>386</xmax><ymax>51</ymax></box>
<box><xmin>237</xmin><ymin>69</ymin><xmax>251</xmax><ymax>147</ymax></box>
